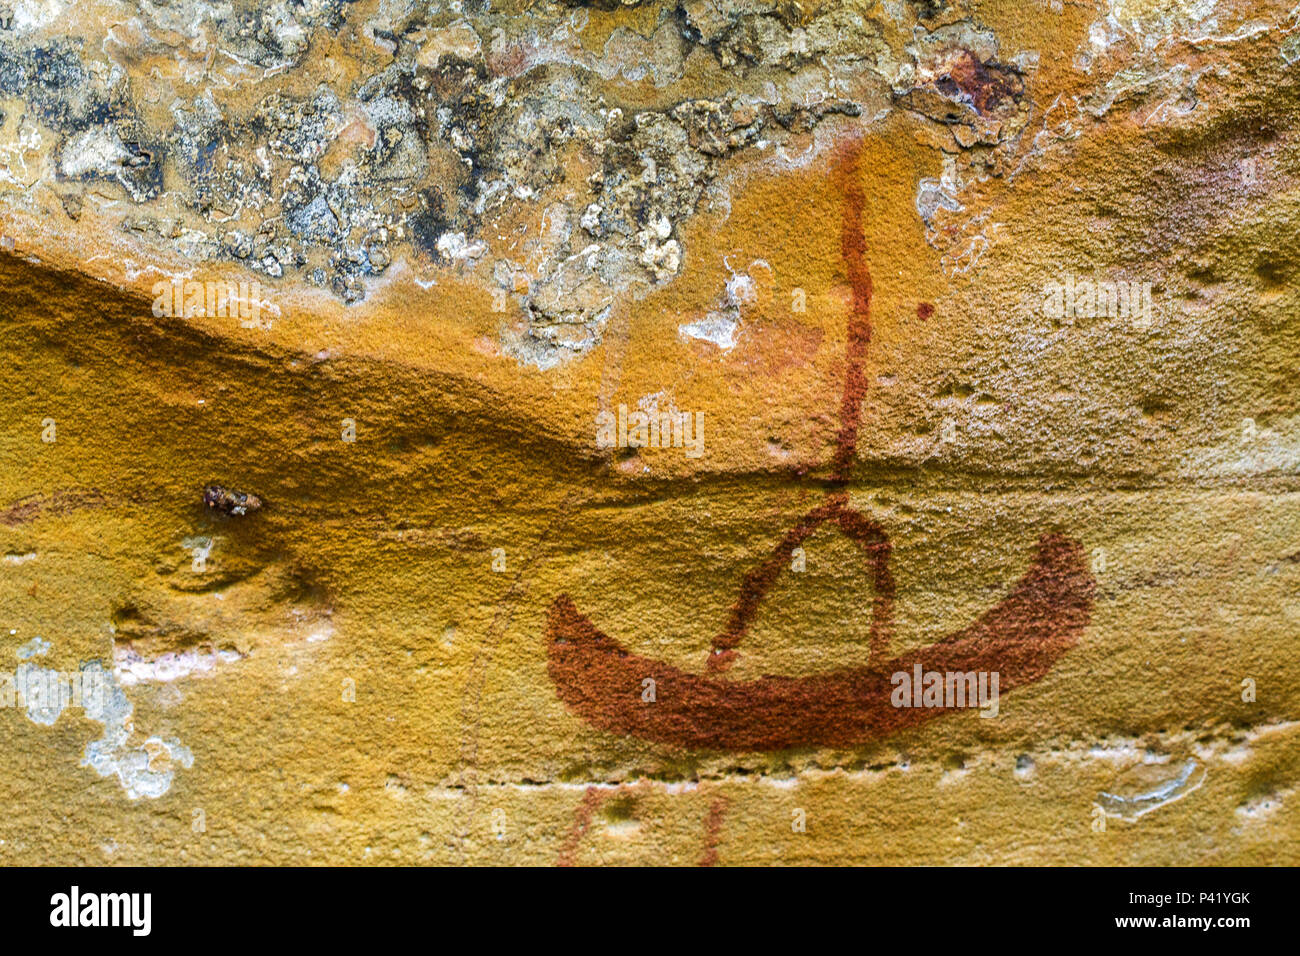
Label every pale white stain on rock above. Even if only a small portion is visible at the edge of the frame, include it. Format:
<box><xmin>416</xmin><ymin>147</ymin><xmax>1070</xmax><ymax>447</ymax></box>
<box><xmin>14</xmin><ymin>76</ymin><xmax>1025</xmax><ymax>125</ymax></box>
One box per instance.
<box><xmin>80</xmin><ymin>660</ymin><xmax>194</xmax><ymax>800</ymax></box>
<box><xmin>679</xmin><ymin>315</ymin><xmax>739</xmax><ymax>351</ymax></box>
<box><xmin>114</xmin><ymin>645</ymin><xmax>244</xmax><ymax>686</ymax></box>
<box><xmin>7</xmin><ymin>642</ymin><xmax>193</xmax><ymax>799</ymax></box>
<box><xmin>434</xmin><ymin>231</ymin><xmax>487</xmax><ymax>263</ymax></box>
<box><xmin>1097</xmin><ymin>757</ymin><xmax>1206</xmax><ymax>822</ymax></box>
<box><xmin>1180</xmin><ymin>413</ymin><xmax>1300</xmax><ymax>477</ymax></box>
<box><xmin>13</xmin><ymin>663</ymin><xmax>70</xmax><ymax>725</ymax></box>
<box><xmin>15</xmin><ymin>636</ymin><xmax>50</xmax><ymax>659</ymax></box>
<box><xmin>678</xmin><ymin>258</ymin><xmax>765</xmax><ymax>352</ymax></box>
<box><xmin>59</xmin><ymin>125</ymin><xmax>129</xmax><ymax>179</ymax></box>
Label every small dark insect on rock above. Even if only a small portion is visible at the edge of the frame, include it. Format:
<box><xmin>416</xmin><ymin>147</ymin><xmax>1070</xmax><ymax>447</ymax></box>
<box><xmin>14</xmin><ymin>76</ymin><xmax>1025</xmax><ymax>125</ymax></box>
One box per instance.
<box><xmin>203</xmin><ymin>485</ymin><xmax>262</xmax><ymax>516</ymax></box>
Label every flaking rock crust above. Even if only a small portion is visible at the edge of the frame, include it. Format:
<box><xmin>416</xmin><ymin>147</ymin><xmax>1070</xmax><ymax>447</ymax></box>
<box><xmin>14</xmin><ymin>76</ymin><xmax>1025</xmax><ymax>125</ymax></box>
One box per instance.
<box><xmin>0</xmin><ymin>0</ymin><xmax>1297</xmax><ymax>865</ymax></box>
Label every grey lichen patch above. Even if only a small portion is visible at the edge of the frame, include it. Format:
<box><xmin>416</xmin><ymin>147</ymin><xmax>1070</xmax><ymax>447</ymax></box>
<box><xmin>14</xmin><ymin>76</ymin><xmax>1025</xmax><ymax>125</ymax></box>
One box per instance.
<box><xmin>0</xmin><ymin>2</ymin><xmax>904</xmax><ymax>310</ymax></box>
<box><xmin>0</xmin><ymin>35</ymin><xmax>166</xmax><ymax>202</ymax></box>
<box><xmin>5</xmin><ymin>645</ymin><xmax>193</xmax><ymax>799</ymax></box>
<box><xmin>79</xmin><ymin>660</ymin><xmax>195</xmax><ymax>801</ymax></box>
<box><xmin>680</xmin><ymin>0</ymin><xmax>891</xmax><ymax>74</ymax></box>
<box><xmin>0</xmin><ymin>0</ymin><xmax>1119</xmax><ymax>364</ymax></box>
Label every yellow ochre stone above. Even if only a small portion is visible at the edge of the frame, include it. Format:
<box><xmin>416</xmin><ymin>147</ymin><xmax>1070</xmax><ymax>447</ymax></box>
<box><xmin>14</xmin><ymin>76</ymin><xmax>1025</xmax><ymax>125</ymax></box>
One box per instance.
<box><xmin>0</xmin><ymin>0</ymin><xmax>1296</xmax><ymax>864</ymax></box>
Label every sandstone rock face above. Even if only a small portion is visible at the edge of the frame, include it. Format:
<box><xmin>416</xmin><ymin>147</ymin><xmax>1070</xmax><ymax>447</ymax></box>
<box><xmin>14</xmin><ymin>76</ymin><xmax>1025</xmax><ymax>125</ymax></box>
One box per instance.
<box><xmin>0</xmin><ymin>0</ymin><xmax>1296</xmax><ymax>865</ymax></box>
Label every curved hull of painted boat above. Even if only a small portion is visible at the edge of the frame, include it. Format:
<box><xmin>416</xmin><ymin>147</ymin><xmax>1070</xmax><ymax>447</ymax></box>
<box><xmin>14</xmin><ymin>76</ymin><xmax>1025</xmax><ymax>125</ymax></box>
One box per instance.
<box><xmin>547</xmin><ymin>533</ymin><xmax>1094</xmax><ymax>751</ymax></box>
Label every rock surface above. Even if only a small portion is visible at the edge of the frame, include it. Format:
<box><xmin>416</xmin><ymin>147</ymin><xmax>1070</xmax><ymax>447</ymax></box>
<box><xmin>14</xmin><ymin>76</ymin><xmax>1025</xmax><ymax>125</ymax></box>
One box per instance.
<box><xmin>0</xmin><ymin>0</ymin><xmax>1297</xmax><ymax>864</ymax></box>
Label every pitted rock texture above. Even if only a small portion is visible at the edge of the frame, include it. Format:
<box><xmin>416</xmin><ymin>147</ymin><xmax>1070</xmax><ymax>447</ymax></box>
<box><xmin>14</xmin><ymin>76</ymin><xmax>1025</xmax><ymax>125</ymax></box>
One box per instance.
<box><xmin>0</xmin><ymin>0</ymin><xmax>1298</xmax><ymax>865</ymax></box>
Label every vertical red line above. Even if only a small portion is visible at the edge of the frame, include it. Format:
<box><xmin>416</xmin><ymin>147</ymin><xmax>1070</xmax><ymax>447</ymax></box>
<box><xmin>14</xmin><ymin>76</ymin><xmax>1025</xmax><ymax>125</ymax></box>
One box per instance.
<box><xmin>706</xmin><ymin>139</ymin><xmax>883</xmax><ymax>673</ymax></box>
<box><xmin>556</xmin><ymin>786</ymin><xmax>608</xmax><ymax>867</ymax></box>
<box><xmin>698</xmin><ymin>795</ymin><xmax>729</xmax><ymax>867</ymax></box>
<box><xmin>831</xmin><ymin>141</ymin><xmax>873</xmax><ymax>485</ymax></box>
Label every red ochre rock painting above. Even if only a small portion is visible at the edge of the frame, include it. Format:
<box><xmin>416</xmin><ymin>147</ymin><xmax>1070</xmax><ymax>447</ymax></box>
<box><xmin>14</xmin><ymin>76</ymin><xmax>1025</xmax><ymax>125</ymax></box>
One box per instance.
<box><xmin>546</xmin><ymin>140</ymin><xmax>1096</xmax><ymax>752</ymax></box>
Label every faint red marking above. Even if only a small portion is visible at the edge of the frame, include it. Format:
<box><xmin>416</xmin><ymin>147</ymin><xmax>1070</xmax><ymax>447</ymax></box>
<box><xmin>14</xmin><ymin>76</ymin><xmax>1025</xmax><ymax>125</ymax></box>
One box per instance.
<box><xmin>917</xmin><ymin>302</ymin><xmax>935</xmax><ymax>321</ymax></box>
<box><xmin>831</xmin><ymin>142</ymin><xmax>872</xmax><ymax>486</ymax></box>
<box><xmin>545</xmin><ymin>138</ymin><xmax>1095</xmax><ymax>751</ymax></box>
<box><xmin>555</xmin><ymin>783</ymin><xmax>728</xmax><ymax>867</ymax></box>
<box><xmin>941</xmin><ymin>50</ymin><xmax>1023</xmax><ymax>117</ymax></box>
<box><xmin>0</xmin><ymin>489</ymin><xmax>106</xmax><ymax>527</ymax></box>
<box><xmin>698</xmin><ymin>796</ymin><xmax>728</xmax><ymax>867</ymax></box>
<box><xmin>556</xmin><ymin>786</ymin><xmax>609</xmax><ymax>868</ymax></box>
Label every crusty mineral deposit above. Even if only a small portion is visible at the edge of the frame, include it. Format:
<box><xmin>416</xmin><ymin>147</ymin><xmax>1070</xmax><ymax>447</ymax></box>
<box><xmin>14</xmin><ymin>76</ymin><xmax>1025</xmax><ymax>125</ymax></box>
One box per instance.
<box><xmin>0</xmin><ymin>0</ymin><xmax>1296</xmax><ymax>865</ymax></box>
